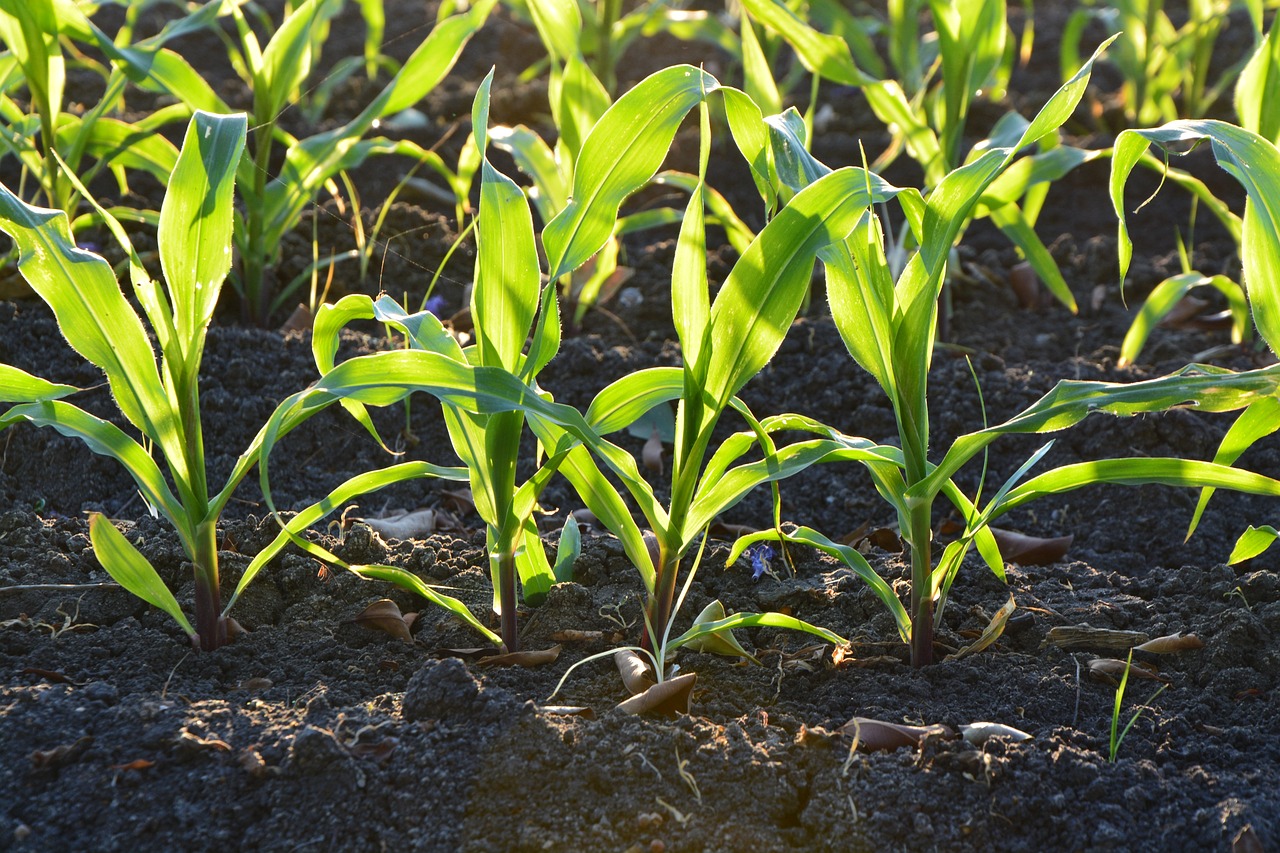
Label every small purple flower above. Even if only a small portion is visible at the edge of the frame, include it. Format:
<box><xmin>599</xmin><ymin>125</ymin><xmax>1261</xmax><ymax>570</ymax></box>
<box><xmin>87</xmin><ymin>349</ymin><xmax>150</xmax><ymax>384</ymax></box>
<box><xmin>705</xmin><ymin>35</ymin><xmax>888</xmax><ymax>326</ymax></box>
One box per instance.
<box><xmin>746</xmin><ymin>543</ymin><xmax>775</xmax><ymax>582</ymax></box>
<box><xmin>424</xmin><ymin>294</ymin><xmax>448</xmax><ymax>317</ymax></box>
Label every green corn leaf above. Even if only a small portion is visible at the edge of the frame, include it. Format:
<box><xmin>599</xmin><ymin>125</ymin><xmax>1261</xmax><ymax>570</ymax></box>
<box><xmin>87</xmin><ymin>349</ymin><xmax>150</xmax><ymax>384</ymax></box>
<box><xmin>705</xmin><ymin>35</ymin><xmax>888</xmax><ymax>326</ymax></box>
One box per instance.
<box><xmin>159</xmin><ymin>111</ymin><xmax>246</xmax><ymax>362</ymax></box>
<box><xmin>704</xmin><ymin>166</ymin><xmax>902</xmax><ymax>409</ymax></box>
<box><xmin>522</xmin><ymin>284</ymin><xmax>562</xmax><ymax>383</ymax></box>
<box><xmin>680</xmin><ymin>599</ymin><xmax>760</xmax><ymax>663</ymax></box>
<box><xmin>472</xmin><ymin>70</ymin><xmax>541</xmax><ymax>373</ymax></box>
<box><xmin>1228</xmin><ymin>525</ymin><xmax>1279</xmax><ymax>563</ymax></box>
<box><xmin>994</xmin><ymin>458</ymin><xmax>1280</xmax><ymax>519</ymax></box>
<box><xmin>728</xmin><ymin>525</ymin><xmax>909</xmax><ymax>642</ymax></box>
<box><xmin>553</xmin><ymin>516</ymin><xmax>580</xmax><ymax>583</ymax></box>
<box><xmin>1235</xmin><ymin>13</ymin><xmax>1280</xmax><ymax>143</ymax></box>
<box><xmin>739</xmin><ymin>12</ymin><xmax>781</xmax><ymax>117</ymax></box>
<box><xmin>583</xmin><ymin>367</ymin><xmax>684</xmax><ymax>435</ymax></box>
<box><xmin>915</xmin><ymin>364</ymin><xmax>1280</xmax><ymax>502</ymax></box>
<box><xmin>544</xmin><ymin>65</ymin><xmax>720</xmax><ymax>280</ymax></box>
<box><xmin>1120</xmin><ymin>273</ymin><xmax>1248</xmax><ymax>367</ymax></box>
<box><xmin>0</xmin><ymin>183</ymin><xmax>182</xmax><ymax>470</ymax></box>
<box><xmin>225</xmin><ymin>460</ymin><xmax>467</xmax><ymax>613</ymax></box>
<box><xmin>1110</xmin><ymin>120</ymin><xmax>1280</xmax><ymax>354</ymax></box>
<box><xmin>1187</xmin><ymin>397</ymin><xmax>1280</xmax><ymax>538</ymax></box>
<box><xmin>258</xmin><ymin>0</ymin><xmax>341</xmax><ymax>122</ymax></box>
<box><xmin>0</xmin><ymin>400</ymin><xmax>188</xmax><ymax>535</ymax></box>
<box><xmin>89</xmin><ymin>514</ymin><xmax>194</xmax><ymax>638</ymax></box>
<box><xmin>0</xmin><ymin>365</ymin><xmax>77</xmax><ymax>402</ymax></box>
<box><xmin>350</xmin><ymin>565</ymin><xmax>503</xmax><ymax>647</ymax></box>
<box><xmin>672</xmin><ymin>100</ymin><xmax>711</xmax><ymax>373</ymax></box>
<box><xmin>737</xmin><ymin>0</ymin><xmax>863</xmax><ymax>86</ymax></box>
<box><xmin>670</xmin><ymin>608</ymin><xmax>848</xmax><ymax>651</ymax></box>
<box><xmin>378</xmin><ymin>0</ymin><xmax>498</xmax><ymax>118</ymax></box>
<box><xmin>78</xmin><ymin>116</ymin><xmax>181</xmax><ymax>184</ymax></box>
<box><xmin>515</xmin><ymin>517</ymin><xmax>555</xmax><ymax>606</ymax></box>
<box><xmin>489</xmin><ymin>124</ymin><xmax>568</xmax><ymax>220</ymax></box>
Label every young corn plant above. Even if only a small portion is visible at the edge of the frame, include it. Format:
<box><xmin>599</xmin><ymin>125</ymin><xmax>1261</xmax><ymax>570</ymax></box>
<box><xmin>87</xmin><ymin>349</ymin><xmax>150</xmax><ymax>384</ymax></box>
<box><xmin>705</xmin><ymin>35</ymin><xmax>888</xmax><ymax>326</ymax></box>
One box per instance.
<box><xmin>0</xmin><ymin>0</ymin><xmax>183</xmax><ymax>235</ymax></box>
<box><xmin>729</xmin><ymin>47</ymin><xmax>1280</xmax><ymax>668</ymax></box>
<box><xmin>248</xmin><ymin>65</ymin><xmax>873</xmax><ymax>666</ymax></box>
<box><xmin>90</xmin><ymin>0</ymin><xmax>494</xmax><ymax>324</ymax></box>
<box><xmin>1109</xmin><ymin>120</ymin><xmax>1280</xmax><ymax>564</ymax></box>
<box><xmin>1116</xmin><ymin>14</ymin><xmax>1280</xmax><ymax>366</ymax></box>
<box><xmin>0</xmin><ymin>111</ymin><xmax>329</xmax><ymax>651</ymax></box>
<box><xmin>1063</xmin><ymin>0</ymin><xmax>1261</xmax><ymax>126</ymax></box>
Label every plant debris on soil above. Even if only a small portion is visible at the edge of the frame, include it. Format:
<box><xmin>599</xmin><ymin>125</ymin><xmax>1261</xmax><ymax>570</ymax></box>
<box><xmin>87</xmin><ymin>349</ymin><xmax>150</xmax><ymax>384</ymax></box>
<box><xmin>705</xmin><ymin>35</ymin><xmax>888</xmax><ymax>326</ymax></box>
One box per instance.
<box><xmin>2</xmin><ymin>1</ymin><xmax>1278</xmax><ymax>851</ymax></box>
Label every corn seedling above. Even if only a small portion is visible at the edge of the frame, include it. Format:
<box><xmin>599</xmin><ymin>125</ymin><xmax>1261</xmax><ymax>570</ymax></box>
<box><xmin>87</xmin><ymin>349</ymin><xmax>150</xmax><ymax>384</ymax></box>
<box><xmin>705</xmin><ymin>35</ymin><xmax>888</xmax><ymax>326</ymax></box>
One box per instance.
<box><xmin>731</xmin><ymin>46</ymin><xmax>1280</xmax><ymax>668</ymax></box>
<box><xmin>0</xmin><ymin>1</ymin><xmax>183</xmax><ymax>237</ymax></box>
<box><xmin>1108</xmin><ymin>651</ymin><xmax>1168</xmax><ymax>762</ymax></box>
<box><xmin>90</xmin><ymin>0</ymin><xmax>493</xmax><ymax>324</ymax></box>
<box><xmin>0</xmin><ymin>111</ymin><xmax>333</xmax><ymax>651</ymax></box>
<box><xmin>1109</xmin><ymin>120</ymin><xmax>1280</xmax><ymax>564</ymax></box>
<box><xmin>1063</xmin><ymin>0</ymin><xmax>1262</xmax><ymax>125</ymax></box>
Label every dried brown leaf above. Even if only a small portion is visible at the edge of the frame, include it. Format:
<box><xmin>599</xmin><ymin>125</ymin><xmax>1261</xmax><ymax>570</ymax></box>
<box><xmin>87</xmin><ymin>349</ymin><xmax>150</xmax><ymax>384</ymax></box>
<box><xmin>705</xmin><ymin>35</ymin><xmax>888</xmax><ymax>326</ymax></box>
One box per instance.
<box><xmin>1133</xmin><ymin>632</ymin><xmax>1204</xmax><ymax>654</ymax></box>
<box><xmin>348</xmin><ymin>599</ymin><xmax>413</xmax><ymax>642</ymax></box>
<box><xmin>362</xmin><ymin>509</ymin><xmax>436</xmax><ymax>541</ymax></box>
<box><xmin>991</xmin><ymin>527</ymin><xmax>1073</xmax><ymax>566</ymax></box>
<box><xmin>1088</xmin><ymin>657</ymin><xmax>1172</xmax><ymax>685</ymax></box>
<box><xmin>1044</xmin><ymin>626</ymin><xmax>1149</xmax><ymax>652</ymax></box>
<box><xmin>950</xmin><ymin>596</ymin><xmax>1017</xmax><ymax>660</ymax></box>
<box><xmin>541</xmin><ymin>705</ymin><xmax>597</xmax><ymax>719</ymax></box>
<box><xmin>235</xmin><ymin>677</ymin><xmax>274</xmax><ymax>691</ymax></box>
<box><xmin>643</xmin><ymin>425</ymin><xmax>664</xmax><ymax>476</ymax></box>
<box><xmin>476</xmin><ymin>645</ymin><xmax>562</xmax><ymax>668</ymax></box>
<box><xmin>277</xmin><ymin>303</ymin><xmax>314</xmax><ymax>335</ymax></box>
<box><xmin>1233</xmin><ymin>825</ymin><xmax>1265</xmax><ymax>853</ymax></box>
<box><xmin>615</xmin><ymin>649</ymin><xmax>656</xmax><ymax>696</ymax></box>
<box><xmin>110</xmin><ymin>759</ymin><xmax>155</xmax><ymax>771</ymax></box>
<box><xmin>960</xmin><ymin>722</ymin><xmax>1032</xmax><ymax>745</ymax></box>
<box><xmin>30</xmin><ymin>736</ymin><xmax>93</xmax><ymax>769</ymax></box>
<box><xmin>839</xmin><ymin>717</ymin><xmax>955</xmax><ymax>752</ymax></box>
<box><xmin>616</xmin><ymin>672</ymin><xmax>697</xmax><ymax>717</ymax></box>
<box><xmin>1009</xmin><ymin>261</ymin><xmax>1041</xmax><ymax>309</ymax></box>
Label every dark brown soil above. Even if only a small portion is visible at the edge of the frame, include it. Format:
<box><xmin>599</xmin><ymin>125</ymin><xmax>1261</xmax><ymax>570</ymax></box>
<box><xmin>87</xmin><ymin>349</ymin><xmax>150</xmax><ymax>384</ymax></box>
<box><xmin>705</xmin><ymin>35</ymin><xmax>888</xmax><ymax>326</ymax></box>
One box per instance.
<box><xmin>1</xmin><ymin>2</ymin><xmax>1277</xmax><ymax>851</ymax></box>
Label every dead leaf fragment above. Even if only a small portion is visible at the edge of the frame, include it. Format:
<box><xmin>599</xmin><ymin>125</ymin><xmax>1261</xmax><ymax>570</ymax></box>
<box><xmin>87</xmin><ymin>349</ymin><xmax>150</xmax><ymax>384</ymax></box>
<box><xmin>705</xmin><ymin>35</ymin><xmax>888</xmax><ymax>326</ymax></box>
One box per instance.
<box><xmin>362</xmin><ymin>509</ymin><xmax>436</xmax><ymax>540</ymax></box>
<box><xmin>475</xmin><ymin>645</ymin><xmax>562</xmax><ymax>668</ymax></box>
<box><xmin>616</xmin><ymin>672</ymin><xmax>697</xmax><ymax>717</ymax></box>
<box><xmin>235</xmin><ymin>677</ymin><xmax>274</xmax><ymax>692</ymax></box>
<box><xmin>541</xmin><ymin>705</ymin><xmax>597</xmax><ymax>719</ymax></box>
<box><xmin>1043</xmin><ymin>626</ymin><xmax>1149</xmax><ymax>652</ymax></box>
<box><xmin>30</xmin><ymin>736</ymin><xmax>93</xmax><ymax>769</ymax></box>
<box><xmin>1088</xmin><ymin>658</ymin><xmax>1172</xmax><ymax>686</ymax></box>
<box><xmin>1009</xmin><ymin>261</ymin><xmax>1042</xmax><ymax>309</ymax></box>
<box><xmin>991</xmin><ymin>527</ymin><xmax>1073</xmax><ymax>566</ymax></box>
<box><xmin>961</xmin><ymin>722</ymin><xmax>1032</xmax><ymax>746</ymax></box>
<box><xmin>348</xmin><ymin>599</ymin><xmax>414</xmax><ymax>642</ymax></box>
<box><xmin>277</xmin><ymin>303</ymin><xmax>314</xmax><ymax>335</ymax></box>
<box><xmin>643</xmin><ymin>425</ymin><xmax>664</xmax><ymax>475</ymax></box>
<box><xmin>175</xmin><ymin>730</ymin><xmax>233</xmax><ymax>753</ymax></box>
<box><xmin>1133</xmin><ymin>633</ymin><xmax>1204</xmax><ymax>654</ymax></box>
<box><xmin>950</xmin><ymin>596</ymin><xmax>1016</xmax><ymax>660</ymax></box>
<box><xmin>616</xmin><ymin>649</ymin><xmax>656</xmax><ymax>696</ymax></box>
<box><xmin>839</xmin><ymin>717</ymin><xmax>955</xmax><ymax>752</ymax></box>
<box><xmin>110</xmin><ymin>759</ymin><xmax>155</xmax><ymax>771</ymax></box>
<box><xmin>1233</xmin><ymin>824</ymin><xmax>1265</xmax><ymax>853</ymax></box>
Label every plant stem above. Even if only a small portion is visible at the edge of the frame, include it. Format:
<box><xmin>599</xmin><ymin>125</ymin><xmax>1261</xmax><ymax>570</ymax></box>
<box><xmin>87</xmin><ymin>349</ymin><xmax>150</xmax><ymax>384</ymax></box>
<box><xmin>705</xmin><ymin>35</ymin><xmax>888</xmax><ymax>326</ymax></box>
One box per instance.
<box><xmin>907</xmin><ymin>498</ymin><xmax>934</xmax><ymax>667</ymax></box>
<box><xmin>192</xmin><ymin>520</ymin><xmax>224</xmax><ymax>652</ymax></box>
<box><xmin>496</xmin><ymin>549</ymin><xmax>519</xmax><ymax>652</ymax></box>
<box><xmin>641</xmin><ymin>546</ymin><xmax>679</xmax><ymax>653</ymax></box>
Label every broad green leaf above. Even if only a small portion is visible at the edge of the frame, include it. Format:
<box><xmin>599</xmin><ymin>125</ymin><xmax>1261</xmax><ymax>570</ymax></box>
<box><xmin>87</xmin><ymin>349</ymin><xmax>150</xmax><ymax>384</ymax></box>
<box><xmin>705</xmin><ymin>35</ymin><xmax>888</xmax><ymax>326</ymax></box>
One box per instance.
<box><xmin>1120</xmin><ymin>273</ymin><xmax>1248</xmax><ymax>367</ymax></box>
<box><xmin>553</xmin><ymin>516</ymin><xmax>580</xmax><ymax>583</ymax></box>
<box><xmin>915</xmin><ymin>364</ymin><xmax>1280</xmax><ymax>502</ymax></box>
<box><xmin>544</xmin><ymin>65</ymin><xmax>720</xmax><ymax>280</ymax></box>
<box><xmin>89</xmin><ymin>514</ymin><xmax>194</xmax><ymax>637</ymax></box>
<box><xmin>226</xmin><ymin>460</ymin><xmax>467</xmax><ymax>612</ymax></box>
<box><xmin>996</xmin><ymin>458</ymin><xmax>1280</xmax><ymax>518</ymax></box>
<box><xmin>472</xmin><ymin>70</ymin><xmax>540</xmax><ymax>372</ymax></box>
<box><xmin>1188</xmin><ymin>396</ymin><xmax>1280</xmax><ymax>538</ymax></box>
<box><xmin>727</xmin><ymin>525</ymin><xmax>909</xmax><ymax>642</ymax></box>
<box><xmin>0</xmin><ymin>183</ymin><xmax>182</xmax><ymax>473</ymax></box>
<box><xmin>680</xmin><ymin>599</ymin><xmax>759</xmax><ymax>663</ymax></box>
<box><xmin>1229</xmin><ymin>525</ymin><xmax>1279</xmax><ymax>563</ymax></box>
<box><xmin>672</xmin><ymin>101</ymin><xmax>711</xmax><ymax>373</ymax></box>
<box><xmin>739</xmin><ymin>12</ymin><xmax>781</xmax><ymax>117</ymax></box>
<box><xmin>704</xmin><ymin>166</ymin><xmax>901</xmax><ymax>409</ymax></box>
<box><xmin>738</xmin><ymin>0</ymin><xmax>863</xmax><ymax>86</ymax></box>
<box><xmin>159</xmin><ymin>111</ymin><xmax>247</xmax><ymax>361</ymax></box>
<box><xmin>1110</xmin><ymin>120</ymin><xmax>1280</xmax><ymax>354</ymax></box>
<box><xmin>258</xmin><ymin>0</ymin><xmax>341</xmax><ymax>121</ymax></box>
<box><xmin>1236</xmin><ymin>13</ymin><xmax>1280</xmax><ymax>143</ymax></box>
<box><xmin>670</xmin><ymin>609</ymin><xmax>848</xmax><ymax>650</ymax></box>
<box><xmin>351</xmin><ymin>565</ymin><xmax>502</xmax><ymax>647</ymax></box>
<box><xmin>0</xmin><ymin>364</ymin><xmax>77</xmax><ymax>402</ymax></box>
<box><xmin>489</xmin><ymin>124</ymin><xmax>567</xmax><ymax>220</ymax></box>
